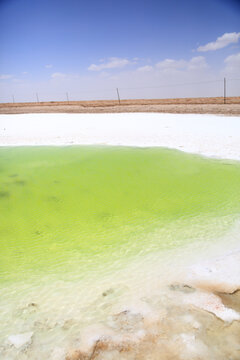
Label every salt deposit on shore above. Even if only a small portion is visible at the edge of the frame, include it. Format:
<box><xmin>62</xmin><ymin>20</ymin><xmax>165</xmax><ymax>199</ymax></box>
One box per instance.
<box><xmin>0</xmin><ymin>113</ymin><xmax>240</xmax><ymax>160</ymax></box>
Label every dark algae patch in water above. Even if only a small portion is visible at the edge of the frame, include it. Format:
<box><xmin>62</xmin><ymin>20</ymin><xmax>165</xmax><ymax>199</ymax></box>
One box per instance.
<box><xmin>0</xmin><ymin>190</ymin><xmax>10</xmax><ymax>198</ymax></box>
<box><xmin>0</xmin><ymin>146</ymin><xmax>240</xmax><ymax>282</ymax></box>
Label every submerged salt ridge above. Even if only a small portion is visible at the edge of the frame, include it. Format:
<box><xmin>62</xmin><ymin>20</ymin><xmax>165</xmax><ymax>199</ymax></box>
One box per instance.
<box><xmin>0</xmin><ymin>114</ymin><xmax>240</xmax><ymax>359</ymax></box>
<box><xmin>1</xmin><ymin>113</ymin><xmax>240</xmax><ymax>160</ymax></box>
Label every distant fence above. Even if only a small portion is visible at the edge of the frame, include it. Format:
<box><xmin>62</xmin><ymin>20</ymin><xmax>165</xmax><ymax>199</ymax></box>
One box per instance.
<box><xmin>1</xmin><ymin>78</ymin><xmax>240</xmax><ymax>104</ymax></box>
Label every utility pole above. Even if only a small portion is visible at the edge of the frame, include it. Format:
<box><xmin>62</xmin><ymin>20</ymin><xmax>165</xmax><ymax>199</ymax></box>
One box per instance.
<box><xmin>116</xmin><ymin>88</ymin><xmax>121</xmax><ymax>105</ymax></box>
<box><xmin>66</xmin><ymin>92</ymin><xmax>69</xmax><ymax>104</ymax></box>
<box><xmin>36</xmin><ymin>92</ymin><xmax>39</xmax><ymax>103</ymax></box>
<box><xmin>12</xmin><ymin>94</ymin><xmax>15</xmax><ymax>104</ymax></box>
<box><xmin>224</xmin><ymin>78</ymin><xmax>226</xmax><ymax>104</ymax></box>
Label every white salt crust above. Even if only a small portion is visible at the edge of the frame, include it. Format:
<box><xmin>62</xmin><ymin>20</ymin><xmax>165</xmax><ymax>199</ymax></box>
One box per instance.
<box><xmin>0</xmin><ymin>113</ymin><xmax>240</xmax><ymax>161</ymax></box>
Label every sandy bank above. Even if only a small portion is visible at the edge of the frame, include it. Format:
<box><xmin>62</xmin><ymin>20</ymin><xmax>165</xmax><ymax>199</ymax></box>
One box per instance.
<box><xmin>0</xmin><ymin>97</ymin><xmax>240</xmax><ymax>115</ymax></box>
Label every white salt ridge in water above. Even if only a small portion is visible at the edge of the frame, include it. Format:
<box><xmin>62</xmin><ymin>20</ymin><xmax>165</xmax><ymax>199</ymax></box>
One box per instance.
<box><xmin>0</xmin><ymin>113</ymin><xmax>240</xmax><ymax>160</ymax></box>
<box><xmin>183</xmin><ymin>291</ymin><xmax>240</xmax><ymax>322</ymax></box>
<box><xmin>7</xmin><ymin>332</ymin><xmax>33</xmax><ymax>350</ymax></box>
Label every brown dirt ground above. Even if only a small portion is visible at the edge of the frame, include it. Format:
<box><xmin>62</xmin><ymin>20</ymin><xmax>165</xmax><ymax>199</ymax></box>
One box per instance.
<box><xmin>0</xmin><ymin>97</ymin><xmax>240</xmax><ymax>115</ymax></box>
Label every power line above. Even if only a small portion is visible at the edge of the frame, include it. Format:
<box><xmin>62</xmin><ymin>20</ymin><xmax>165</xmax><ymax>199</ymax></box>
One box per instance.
<box><xmin>119</xmin><ymin>80</ymin><xmax>223</xmax><ymax>91</ymax></box>
<box><xmin>2</xmin><ymin>77</ymin><xmax>240</xmax><ymax>104</ymax></box>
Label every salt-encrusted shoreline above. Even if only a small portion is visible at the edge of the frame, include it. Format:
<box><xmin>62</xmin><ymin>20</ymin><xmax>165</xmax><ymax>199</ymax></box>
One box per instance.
<box><xmin>0</xmin><ymin>113</ymin><xmax>240</xmax><ymax>161</ymax></box>
<box><xmin>63</xmin><ymin>238</ymin><xmax>240</xmax><ymax>360</ymax></box>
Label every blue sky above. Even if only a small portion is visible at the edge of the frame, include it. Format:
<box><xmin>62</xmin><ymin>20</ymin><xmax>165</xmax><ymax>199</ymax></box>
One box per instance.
<box><xmin>0</xmin><ymin>0</ymin><xmax>240</xmax><ymax>102</ymax></box>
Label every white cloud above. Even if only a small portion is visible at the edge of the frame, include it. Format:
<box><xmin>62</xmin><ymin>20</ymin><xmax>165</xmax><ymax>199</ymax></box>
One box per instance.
<box><xmin>156</xmin><ymin>59</ymin><xmax>186</xmax><ymax>69</ymax></box>
<box><xmin>188</xmin><ymin>56</ymin><xmax>208</xmax><ymax>70</ymax></box>
<box><xmin>88</xmin><ymin>57</ymin><xmax>133</xmax><ymax>71</ymax></box>
<box><xmin>45</xmin><ymin>64</ymin><xmax>53</xmax><ymax>68</ymax></box>
<box><xmin>4</xmin><ymin>53</ymin><xmax>240</xmax><ymax>103</ymax></box>
<box><xmin>155</xmin><ymin>56</ymin><xmax>207</xmax><ymax>71</ymax></box>
<box><xmin>137</xmin><ymin>65</ymin><xmax>153</xmax><ymax>72</ymax></box>
<box><xmin>51</xmin><ymin>72</ymin><xmax>66</xmax><ymax>79</ymax></box>
<box><xmin>224</xmin><ymin>52</ymin><xmax>240</xmax><ymax>73</ymax></box>
<box><xmin>197</xmin><ymin>32</ymin><xmax>240</xmax><ymax>52</ymax></box>
<box><xmin>0</xmin><ymin>74</ymin><xmax>13</xmax><ymax>80</ymax></box>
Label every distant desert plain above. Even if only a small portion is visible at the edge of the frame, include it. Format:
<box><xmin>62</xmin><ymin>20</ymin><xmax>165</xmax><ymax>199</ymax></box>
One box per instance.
<box><xmin>0</xmin><ymin>97</ymin><xmax>240</xmax><ymax>115</ymax></box>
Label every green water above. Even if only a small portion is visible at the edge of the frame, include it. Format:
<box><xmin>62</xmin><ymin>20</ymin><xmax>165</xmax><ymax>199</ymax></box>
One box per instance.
<box><xmin>0</xmin><ymin>146</ymin><xmax>240</xmax><ymax>284</ymax></box>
